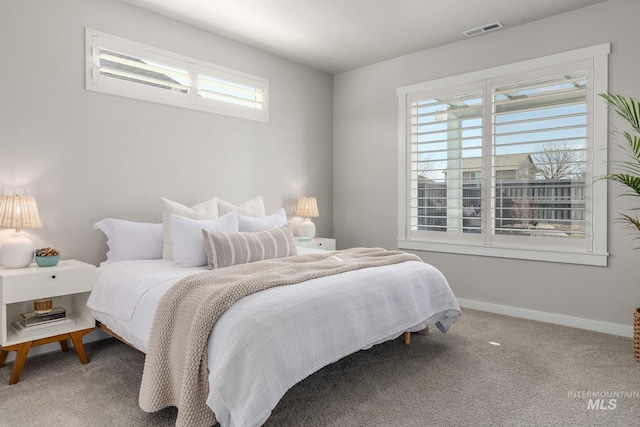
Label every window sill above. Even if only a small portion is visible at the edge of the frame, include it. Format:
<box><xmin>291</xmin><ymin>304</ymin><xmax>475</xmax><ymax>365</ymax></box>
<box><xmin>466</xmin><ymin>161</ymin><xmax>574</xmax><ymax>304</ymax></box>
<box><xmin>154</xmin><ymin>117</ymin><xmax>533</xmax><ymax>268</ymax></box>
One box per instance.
<box><xmin>397</xmin><ymin>239</ymin><xmax>608</xmax><ymax>266</ymax></box>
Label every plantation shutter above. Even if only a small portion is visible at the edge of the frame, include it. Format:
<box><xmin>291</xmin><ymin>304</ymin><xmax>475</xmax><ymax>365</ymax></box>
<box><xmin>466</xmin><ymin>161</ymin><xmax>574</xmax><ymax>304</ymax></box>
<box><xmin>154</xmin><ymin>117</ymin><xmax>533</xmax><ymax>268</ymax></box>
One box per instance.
<box><xmin>407</xmin><ymin>84</ymin><xmax>484</xmax><ymax>241</ymax></box>
<box><xmin>86</xmin><ymin>28</ymin><xmax>269</xmax><ymax>122</ymax></box>
<box><xmin>195</xmin><ymin>65</ymin><xmax>268</xmax><ymax>116</ymax></box>
<box><xmin>398</xmin><ymin>44</ymin><xmax>609</xmax><ymax>264</ymax></box>
<box><xmin>94</xmin><ymin>37</ymin><xmax>191</xmax><ymax>103</ymax></box>
<box><xmin>491</xmin><ymin>69</ymin><xmax>588</xmax><ymax>242</ymax></box>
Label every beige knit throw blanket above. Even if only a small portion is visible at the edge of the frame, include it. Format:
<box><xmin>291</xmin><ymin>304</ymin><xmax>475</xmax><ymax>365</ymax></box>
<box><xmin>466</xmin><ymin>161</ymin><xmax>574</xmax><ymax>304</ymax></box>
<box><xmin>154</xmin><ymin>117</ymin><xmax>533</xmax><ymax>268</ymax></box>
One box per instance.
<box><xmin>139</xmin><ymin>247</ymin><xmax>421</xmax><ymax>427</ymax></box>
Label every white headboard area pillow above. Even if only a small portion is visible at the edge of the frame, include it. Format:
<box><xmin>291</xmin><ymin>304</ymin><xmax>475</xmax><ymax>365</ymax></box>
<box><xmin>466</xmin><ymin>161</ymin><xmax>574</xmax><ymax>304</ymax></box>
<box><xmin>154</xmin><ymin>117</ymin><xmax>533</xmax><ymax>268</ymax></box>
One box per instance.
<box><xmin>238</xmin><ymin>208</ymin><xmax>287</xmax><ymax>232</ymax></box>
<box><xmin>161</xmin><ymin>197</ymin><xmax>219</xmax><ymax>260</ymax></box>
<box><xmin>95</xmin><ymin>196</ymin><xmax>290</xmax><ymax>266</ymax></box>
<box><xmin>93</xmin><ymin>219</ymin><xmax>163</xmax><ymax>266</ymax></box>
<box><xmin>170</xmin><ymin>211</ymin><xmax>239</xmax><ymax>267</ymax></box>
<box><xmin>218</xmin><ymin>196</ymin><xmax>265</xmax><ymax>217</ymax></box>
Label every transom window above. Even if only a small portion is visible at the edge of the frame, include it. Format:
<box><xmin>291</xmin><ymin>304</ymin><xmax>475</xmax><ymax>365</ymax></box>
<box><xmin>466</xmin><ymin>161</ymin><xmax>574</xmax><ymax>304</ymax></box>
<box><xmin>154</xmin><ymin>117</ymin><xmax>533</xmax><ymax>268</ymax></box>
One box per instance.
<box><xmin>85</xmin><ymin>28</ymin><xmax>269</xmax><ymax>122</ymax></box>
<box><xmin>397</xmin><ymin>44</ymin><xmax>610</xmax><ymax>265</ymax></box>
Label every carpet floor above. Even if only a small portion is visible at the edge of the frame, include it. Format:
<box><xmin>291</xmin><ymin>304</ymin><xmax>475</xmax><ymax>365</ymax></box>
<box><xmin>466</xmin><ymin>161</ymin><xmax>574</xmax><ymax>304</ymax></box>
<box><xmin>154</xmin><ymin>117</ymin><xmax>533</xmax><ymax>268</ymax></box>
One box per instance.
<box><xmin>0</xmin><ymin>308</ymin><xmax>638</xmax><ymax>426</ymax></box>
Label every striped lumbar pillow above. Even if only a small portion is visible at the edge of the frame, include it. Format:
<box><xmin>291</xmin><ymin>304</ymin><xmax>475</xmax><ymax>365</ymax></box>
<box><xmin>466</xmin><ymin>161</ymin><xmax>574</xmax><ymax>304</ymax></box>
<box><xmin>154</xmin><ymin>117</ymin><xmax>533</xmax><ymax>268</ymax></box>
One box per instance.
<box><xmin>202</xmin><ymin>225</ymin><xmax>298</xmax><ymax>269</ymax></box>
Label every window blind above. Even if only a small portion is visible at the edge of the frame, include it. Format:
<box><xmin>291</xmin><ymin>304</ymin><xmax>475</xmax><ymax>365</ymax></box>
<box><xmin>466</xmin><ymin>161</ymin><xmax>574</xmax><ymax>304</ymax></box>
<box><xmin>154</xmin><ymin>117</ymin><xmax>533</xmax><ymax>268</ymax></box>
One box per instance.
<box><xmin>409</xmin><ymin>87</ymin><xmax>484</xmax><ymax>235</ymax></box>
<box><xmin>86</xmin><ymin>28</ymin><xmax>269</xmax><ymax>122</ymax></box>
<box><xmin>196</xmin><ymin>66</ymin><xmax>267</xmax><ymax>111</ymax></box>
<box><xmin>405</xmin><ymin>67</ymin><xmax>591</xmax><ymax>248</ymax></box>
<box><xmin>491</xmin><ymin>72</ymin><xmax>587</xmax><ymax>240</ymax></box>
<box><xmin>98</xmin><ymin>49</ymin><xmax>191</xmax><ymax>96</ymax></box>
<box><xmin>398</xmin><ymin>44</ymin><xmax>609</xmax><ymax>264</ymax></box>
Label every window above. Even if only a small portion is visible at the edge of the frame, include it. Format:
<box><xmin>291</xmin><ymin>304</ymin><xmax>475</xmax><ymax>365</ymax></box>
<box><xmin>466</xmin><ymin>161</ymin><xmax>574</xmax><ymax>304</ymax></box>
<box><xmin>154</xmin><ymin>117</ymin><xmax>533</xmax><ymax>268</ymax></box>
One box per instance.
<box><xmin>397</xmin><ymin>44</ymin><xmax>610</xmax><ymax>265</ymax></box>
<box><xmin>85</xmin><ymin>28</ymin><xmax>269</xmax><ymax>122</ymax></box>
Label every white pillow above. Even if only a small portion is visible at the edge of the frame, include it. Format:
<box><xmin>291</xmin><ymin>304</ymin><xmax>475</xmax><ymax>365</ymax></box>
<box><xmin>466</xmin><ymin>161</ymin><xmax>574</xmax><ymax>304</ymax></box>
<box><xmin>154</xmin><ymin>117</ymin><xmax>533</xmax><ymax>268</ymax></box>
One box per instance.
<box><xmin>170</xmin><ymin>211</ymin><xmax>239</xmax><ymax>267</ymax></box>
<box><xmin>218</xmin><ymin>196</ymin><xmax>265</xmax><ymax>217</ymax></box>
<box><xmin>238</xmin><ymin>208</ymin><xmax>287</xmax><ymax>232</ymax></box>
<box><xmin>94</xmin><ymin>219</ymin><xmax>163</xmax><ymax>265</ymax></box>
<box><xmin>161</xmin><ymin>197</ymin><xmax>219</xmax><ymax>260</ymax></box>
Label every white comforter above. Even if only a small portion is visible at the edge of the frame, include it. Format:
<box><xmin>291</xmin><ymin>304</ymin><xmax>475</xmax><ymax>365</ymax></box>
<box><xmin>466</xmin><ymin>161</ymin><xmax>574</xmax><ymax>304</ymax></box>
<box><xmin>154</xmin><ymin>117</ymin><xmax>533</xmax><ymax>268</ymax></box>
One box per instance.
<box><xmin>87</xmin><ymin>247</ymin><xmax>461</xmax><ymax>427</ymax></box>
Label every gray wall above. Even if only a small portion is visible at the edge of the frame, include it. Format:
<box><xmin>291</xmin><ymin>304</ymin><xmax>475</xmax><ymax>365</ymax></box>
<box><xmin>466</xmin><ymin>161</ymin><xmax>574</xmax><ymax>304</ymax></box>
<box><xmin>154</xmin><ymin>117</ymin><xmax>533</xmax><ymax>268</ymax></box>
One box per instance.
<box><xmin>1</xmin><ymin>0</ymin><xmax>334</xmax><ymax>266</ymax></box>
<box><xmin>3</xmin><ymin>0</ymin><xmax>637</xmax><ymax>333</ymax></box>
<box><xmin>333</xmin><ymin>0</ymin><xmax>639</xmax><ymax>330</ymax></box>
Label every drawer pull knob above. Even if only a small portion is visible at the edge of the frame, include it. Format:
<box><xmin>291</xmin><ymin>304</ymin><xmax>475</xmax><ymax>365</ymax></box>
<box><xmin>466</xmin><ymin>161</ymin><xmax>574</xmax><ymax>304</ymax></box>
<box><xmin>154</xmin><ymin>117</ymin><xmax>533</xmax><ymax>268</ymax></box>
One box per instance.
<box><xmin>51</xmin><ymin>275</ymin><xmax>56</xmax><ymax>279</ymax></box>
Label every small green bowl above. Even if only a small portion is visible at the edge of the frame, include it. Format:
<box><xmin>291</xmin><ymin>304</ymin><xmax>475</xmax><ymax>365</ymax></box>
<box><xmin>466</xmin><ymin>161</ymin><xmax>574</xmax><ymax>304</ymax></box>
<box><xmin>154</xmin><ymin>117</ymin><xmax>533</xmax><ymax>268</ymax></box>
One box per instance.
<box><xmin>35</xmin><ymin>255</ymin><xmax>60</xmax><ymax>267</ymax></box>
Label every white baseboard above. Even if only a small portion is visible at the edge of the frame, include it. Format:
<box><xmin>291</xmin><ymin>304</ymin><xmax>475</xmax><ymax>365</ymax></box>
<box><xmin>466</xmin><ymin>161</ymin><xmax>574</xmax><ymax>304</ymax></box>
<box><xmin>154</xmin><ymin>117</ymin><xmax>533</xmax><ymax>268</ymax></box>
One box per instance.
<box><xmin>457</xmin><ymin>298</ymin><xmax>633</xmax><ymax>338</ymax></box>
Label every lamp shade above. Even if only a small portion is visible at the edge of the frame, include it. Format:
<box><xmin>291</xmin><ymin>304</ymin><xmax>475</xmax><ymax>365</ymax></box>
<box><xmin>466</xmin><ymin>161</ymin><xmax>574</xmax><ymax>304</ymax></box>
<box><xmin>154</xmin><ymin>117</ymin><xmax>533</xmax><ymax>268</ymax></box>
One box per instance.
<box><xmin>0</xmin><ymin>195</ymin><xmax>42</xmax><ymax>268</ymax></box>
<box><xmin>0</xmin><ymin>195</ymin><xmax>42</xmax><ymax>231</ymax></box>
<box><xmin>295</xmin><ymin>197</ymin><xmax>319</xmax><ymax>218</ymax></box>
<box><xmin>296</xmin><ymin>197</ymin><xmax>319</xmax><ymax>239</ymax></box>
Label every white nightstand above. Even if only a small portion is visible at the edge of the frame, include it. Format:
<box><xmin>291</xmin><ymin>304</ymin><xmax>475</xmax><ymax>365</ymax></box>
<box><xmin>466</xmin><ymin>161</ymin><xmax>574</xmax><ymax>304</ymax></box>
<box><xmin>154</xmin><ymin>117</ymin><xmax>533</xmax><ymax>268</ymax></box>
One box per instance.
<box><xmin>0</xmin><ymin>259</ymin><xmax>97</xmax><ymax>384</ymax></box>
<box><xmin>296</xmin><ymin>237</ymin><xmax>336</xmax><ymax>251</ymax></box>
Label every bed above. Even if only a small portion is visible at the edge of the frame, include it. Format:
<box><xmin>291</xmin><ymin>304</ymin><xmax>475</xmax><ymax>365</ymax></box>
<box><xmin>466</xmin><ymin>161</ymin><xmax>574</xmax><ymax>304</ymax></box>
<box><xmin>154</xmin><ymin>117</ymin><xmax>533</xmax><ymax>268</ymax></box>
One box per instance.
<box><xmin>86</xmin><ymin>197</ymin><xmax>461</xmax><ymax>427</ymax></box>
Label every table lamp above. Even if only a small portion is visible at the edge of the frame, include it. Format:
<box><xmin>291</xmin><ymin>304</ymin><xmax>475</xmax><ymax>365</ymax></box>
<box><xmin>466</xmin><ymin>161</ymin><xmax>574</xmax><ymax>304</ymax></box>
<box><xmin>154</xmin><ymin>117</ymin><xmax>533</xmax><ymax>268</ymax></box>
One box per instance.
<box><xmin>295</xmin><ymin>197</ymin><xmax>319</xmax><ymax>239</ymax></box>
<box><xmin>0</xmin><ymin>195</ymin><xmax>42</xmax><ymax>268</ymax></box>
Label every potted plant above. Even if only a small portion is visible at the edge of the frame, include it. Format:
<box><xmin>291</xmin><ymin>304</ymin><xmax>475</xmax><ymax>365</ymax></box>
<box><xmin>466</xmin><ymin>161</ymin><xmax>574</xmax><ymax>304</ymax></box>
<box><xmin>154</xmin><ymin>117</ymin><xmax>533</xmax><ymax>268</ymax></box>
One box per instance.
<box><xmin>599</xmin><ymin>93</ymin><xmax>640</xmax><ymax>362</ymax></box>
<box><xmin>34</xmin><ymin>247</ymin><xmax>60</xmax><ymax>267</ymax></box>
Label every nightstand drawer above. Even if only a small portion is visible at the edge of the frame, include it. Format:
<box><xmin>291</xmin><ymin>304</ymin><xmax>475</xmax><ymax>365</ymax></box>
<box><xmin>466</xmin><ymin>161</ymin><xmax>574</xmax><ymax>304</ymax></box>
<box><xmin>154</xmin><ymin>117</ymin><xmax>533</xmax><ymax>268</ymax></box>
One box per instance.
<box><xmin>296</xmin><ymin>238</ymin><xmax>336</xmax><ymax>251</ymax></box>
<box><xmin>1</xmin><ymin>261</ymin><xmax>96</xmax><ymax>303</ymax></box>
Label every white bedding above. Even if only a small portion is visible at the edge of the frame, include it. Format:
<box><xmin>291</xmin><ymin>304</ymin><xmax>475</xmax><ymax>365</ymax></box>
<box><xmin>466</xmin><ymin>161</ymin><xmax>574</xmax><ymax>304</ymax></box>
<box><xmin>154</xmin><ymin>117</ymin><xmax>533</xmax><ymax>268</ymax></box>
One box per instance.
<box><xmin>87</xmin><ymin>247</ymin><xmax>461</xmax><ymax>427</ymax></box>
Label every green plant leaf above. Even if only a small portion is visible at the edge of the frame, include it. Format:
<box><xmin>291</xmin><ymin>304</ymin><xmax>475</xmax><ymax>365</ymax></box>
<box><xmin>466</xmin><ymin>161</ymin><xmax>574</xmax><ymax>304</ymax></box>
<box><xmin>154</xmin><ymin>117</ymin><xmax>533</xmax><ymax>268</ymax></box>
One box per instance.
<box><xmin>600</xmin><ymin>92</ymin><xmax>640</xmax><ymax>247</ymax></box>
<box><xmin>604</xmin><ymin>174</ymin><xmax>640</xmax><ymax>197</ymax></box>
<box><xmin>618</xmin><ymin>214</ymin><xmax>640</xmax><ymax>231</ymax></box>
<box><xmin>600</xmin><ymin>93</ymin><xmax>640</xmax><ymax>133</ymax></box>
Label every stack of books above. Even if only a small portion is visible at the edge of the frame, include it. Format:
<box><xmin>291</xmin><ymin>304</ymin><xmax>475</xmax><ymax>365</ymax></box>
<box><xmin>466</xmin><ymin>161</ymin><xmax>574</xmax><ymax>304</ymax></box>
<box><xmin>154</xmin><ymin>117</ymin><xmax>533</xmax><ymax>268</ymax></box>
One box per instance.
<box><xmin>10</xmin><ymin>307</ymin><xmax>75</xmax><ymax>336</ymax></box>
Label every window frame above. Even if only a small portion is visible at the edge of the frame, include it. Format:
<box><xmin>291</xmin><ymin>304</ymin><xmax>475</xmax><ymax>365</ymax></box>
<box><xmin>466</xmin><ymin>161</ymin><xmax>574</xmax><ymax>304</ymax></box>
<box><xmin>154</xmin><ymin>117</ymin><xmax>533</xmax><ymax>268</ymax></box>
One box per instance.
<box><xmin>85</xmin><ymin>28</ymin><xmax>269</xmax><ymax>122</ymax></box>
<box><xmin>397</xmin><ymin>44</ymin><xmax>610</xmax><ymax>266</ymax></box>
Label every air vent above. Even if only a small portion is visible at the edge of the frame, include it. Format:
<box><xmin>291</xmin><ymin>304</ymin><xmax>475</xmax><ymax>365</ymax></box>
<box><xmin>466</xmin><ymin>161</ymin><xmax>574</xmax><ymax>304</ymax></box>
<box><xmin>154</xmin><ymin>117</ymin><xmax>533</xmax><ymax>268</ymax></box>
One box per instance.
<box><xmin>463</xmin><ymin>21</ymin><xmax>504</xmax><ymax>37</ymax></box>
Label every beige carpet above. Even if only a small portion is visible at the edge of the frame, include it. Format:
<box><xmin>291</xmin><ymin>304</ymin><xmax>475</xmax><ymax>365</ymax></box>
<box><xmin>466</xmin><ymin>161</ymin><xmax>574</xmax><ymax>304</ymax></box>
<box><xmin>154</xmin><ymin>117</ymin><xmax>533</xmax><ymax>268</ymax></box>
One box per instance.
<box><xmin>0</xmin><ymin>308</ymin><xmax>638</xmax><ymax>426</ymax></box>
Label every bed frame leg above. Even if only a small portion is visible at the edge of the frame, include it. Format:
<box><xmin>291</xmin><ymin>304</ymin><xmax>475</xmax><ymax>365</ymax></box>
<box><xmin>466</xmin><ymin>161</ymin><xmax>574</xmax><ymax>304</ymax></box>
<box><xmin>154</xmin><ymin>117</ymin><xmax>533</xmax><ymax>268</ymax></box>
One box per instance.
<box><xmin>417</xmin><ymin>325</ymin><xmax>432</xmax><ymax>335</ymax></box>
<box><xmin>403</xmin><ymin>331</ymin><xmax>410</xmax><ymax>345</ymax></box>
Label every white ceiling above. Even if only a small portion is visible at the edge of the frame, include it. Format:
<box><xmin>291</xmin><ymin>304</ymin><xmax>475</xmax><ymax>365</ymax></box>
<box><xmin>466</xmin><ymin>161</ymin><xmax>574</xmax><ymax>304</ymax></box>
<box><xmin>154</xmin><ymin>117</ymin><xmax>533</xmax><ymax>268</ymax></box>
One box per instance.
<box><xmin>120</xmin><ymin>0</ymin><xmax>608</xmax><ymax>74</ymax></box>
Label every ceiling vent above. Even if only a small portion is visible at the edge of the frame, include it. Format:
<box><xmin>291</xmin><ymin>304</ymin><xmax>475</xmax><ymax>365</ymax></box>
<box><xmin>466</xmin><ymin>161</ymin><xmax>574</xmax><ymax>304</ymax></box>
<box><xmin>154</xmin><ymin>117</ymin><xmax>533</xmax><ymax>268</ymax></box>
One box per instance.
<box><xmin>463</xmin><ymin>21</ymin><xmax>504</xmax><ymax>37</ymax></box>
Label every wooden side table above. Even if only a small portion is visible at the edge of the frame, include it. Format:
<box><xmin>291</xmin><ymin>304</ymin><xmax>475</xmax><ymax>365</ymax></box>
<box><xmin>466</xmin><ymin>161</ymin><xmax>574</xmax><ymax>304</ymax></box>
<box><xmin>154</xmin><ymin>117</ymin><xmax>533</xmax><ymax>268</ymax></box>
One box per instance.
<box><xmin>0</xmin><ymin>259</ymin><xmax>97</xmax><ymax>384</ymax></box>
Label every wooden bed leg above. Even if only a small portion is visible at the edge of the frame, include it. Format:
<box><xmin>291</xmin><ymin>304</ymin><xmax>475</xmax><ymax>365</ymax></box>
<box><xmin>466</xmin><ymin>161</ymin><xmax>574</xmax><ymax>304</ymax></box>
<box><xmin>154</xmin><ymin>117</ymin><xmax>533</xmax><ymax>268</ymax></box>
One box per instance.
<box><xmin>416</xmin><ymin>325</ymin><xmax>432</xmax><ymax>335</ymax></box>
<box><xmin>403</xmin><ymin>331</ymin><xmax>411</xmax><ymax>345</ymax></box>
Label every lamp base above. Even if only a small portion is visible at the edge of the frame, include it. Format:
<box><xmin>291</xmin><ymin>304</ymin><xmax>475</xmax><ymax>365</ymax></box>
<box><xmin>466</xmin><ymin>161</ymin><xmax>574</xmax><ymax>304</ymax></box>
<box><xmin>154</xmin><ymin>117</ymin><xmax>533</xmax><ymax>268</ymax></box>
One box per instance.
<box><xmin>0</xmin><ymin>232</ymin><xmax>35</xmax><ymax>268</ymax></box>
<box><xmin>299</xmin><ymin>218</ymin><xmax>316</xmax><ymax>239</ymax></box>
